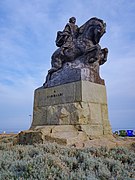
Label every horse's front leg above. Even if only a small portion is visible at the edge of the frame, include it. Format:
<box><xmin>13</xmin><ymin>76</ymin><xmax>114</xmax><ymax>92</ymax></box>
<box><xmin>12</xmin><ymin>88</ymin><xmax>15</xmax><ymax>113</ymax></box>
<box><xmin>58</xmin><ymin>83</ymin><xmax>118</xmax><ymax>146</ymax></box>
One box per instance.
<box><xmin>99</xmin><ymin>48</ymin><xmax>108</xmax><ymax>65</ymax></box>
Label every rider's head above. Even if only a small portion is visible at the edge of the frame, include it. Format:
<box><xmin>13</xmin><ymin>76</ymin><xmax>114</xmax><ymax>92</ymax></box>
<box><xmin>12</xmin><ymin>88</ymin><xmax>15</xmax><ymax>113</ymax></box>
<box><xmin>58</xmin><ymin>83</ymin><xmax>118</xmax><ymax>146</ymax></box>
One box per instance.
<box><xmin>69</xmin><ymin>17</ymin><xmax>76</xmax><ymax>24</ymax></box>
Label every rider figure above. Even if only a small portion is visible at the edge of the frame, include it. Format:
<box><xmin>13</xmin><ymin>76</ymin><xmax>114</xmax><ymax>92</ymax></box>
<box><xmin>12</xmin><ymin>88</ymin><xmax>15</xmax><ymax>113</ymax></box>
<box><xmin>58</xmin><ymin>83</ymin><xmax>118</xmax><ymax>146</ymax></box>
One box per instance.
<box><xmin>63</xmin><ymin>17</ymin><xmax>78</xmax><ymax>43</ymax></box>
<box><xmin>56</xmin><ymin>17</ymin><xmax>78</xmax><ymax>55</ymax></box>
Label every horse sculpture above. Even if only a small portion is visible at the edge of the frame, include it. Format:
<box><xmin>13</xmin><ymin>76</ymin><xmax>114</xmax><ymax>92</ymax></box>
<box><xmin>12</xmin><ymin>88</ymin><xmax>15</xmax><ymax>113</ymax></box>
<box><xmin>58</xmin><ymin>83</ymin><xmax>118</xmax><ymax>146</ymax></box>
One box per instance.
<box><xmin>44</xmin><ymin>17</ymin><xmax>108</xmax><ymax>87</ymax></box>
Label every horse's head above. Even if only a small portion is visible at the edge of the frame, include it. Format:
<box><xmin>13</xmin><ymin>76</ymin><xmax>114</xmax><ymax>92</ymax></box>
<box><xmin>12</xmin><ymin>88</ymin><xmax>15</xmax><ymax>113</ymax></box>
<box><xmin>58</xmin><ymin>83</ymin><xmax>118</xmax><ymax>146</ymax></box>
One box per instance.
<box><xmin>88</xmin><ymin>17</ymin><xmax>106</xmax><ymax>34</ymax></box>
<box><xmin>79</xmin><ymin>17</ymin><xmax>106</xmax><ymax>44</ymax></box>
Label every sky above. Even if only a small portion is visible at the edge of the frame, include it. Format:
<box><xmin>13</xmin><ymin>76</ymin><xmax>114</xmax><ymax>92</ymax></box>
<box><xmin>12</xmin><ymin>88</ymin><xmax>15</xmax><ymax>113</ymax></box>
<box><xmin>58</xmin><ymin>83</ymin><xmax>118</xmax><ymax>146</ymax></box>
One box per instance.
<box><xmin>0</xmin><ymin>0</ymin><xmax>135</xmax><ymax>132</ymax></box>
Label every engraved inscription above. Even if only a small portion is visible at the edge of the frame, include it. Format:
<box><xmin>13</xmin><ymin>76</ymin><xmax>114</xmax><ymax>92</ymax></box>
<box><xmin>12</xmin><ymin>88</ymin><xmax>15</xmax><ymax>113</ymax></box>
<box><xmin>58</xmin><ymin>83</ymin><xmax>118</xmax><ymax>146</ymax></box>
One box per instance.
<box><xmin>47</xmin><ymin>93</ymin><xmax>63</xmax><ymax>98</ymax></box>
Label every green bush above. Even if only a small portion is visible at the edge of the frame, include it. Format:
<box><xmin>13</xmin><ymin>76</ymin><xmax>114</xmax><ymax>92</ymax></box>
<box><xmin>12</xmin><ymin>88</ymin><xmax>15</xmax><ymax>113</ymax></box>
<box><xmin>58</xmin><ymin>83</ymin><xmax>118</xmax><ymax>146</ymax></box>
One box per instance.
<box><xmin>0</xmin><ymin>142</ymin><xmax>135</xmax><ymax>179</ymax></box>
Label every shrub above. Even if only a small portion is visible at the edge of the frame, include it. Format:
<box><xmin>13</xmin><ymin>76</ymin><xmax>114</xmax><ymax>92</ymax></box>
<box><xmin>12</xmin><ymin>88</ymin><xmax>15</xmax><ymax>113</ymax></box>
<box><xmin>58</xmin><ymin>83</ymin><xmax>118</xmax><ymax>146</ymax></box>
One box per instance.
<box><xmin>0</xmin><ymin>142</ymin><xmax>135</xmax><ymax>179</ymax></box>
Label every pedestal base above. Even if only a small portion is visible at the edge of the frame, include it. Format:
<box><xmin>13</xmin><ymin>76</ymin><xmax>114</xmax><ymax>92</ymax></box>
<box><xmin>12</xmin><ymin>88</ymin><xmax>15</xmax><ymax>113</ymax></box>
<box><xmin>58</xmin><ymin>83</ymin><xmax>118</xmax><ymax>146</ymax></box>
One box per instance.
<box><xmin>17</xmin><ymin>125</ymin><xmax>113</xmax><ymax>146</ymax></box>
<box><xmin>31</xmin><ymin>81</ymin><xmax>112</xmax><ymax>138</ymax></box>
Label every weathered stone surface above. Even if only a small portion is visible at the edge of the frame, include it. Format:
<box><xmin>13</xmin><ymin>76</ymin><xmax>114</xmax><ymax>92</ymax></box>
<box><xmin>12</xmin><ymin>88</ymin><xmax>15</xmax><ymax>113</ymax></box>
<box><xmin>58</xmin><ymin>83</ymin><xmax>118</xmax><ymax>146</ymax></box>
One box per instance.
<box><xmin>34</xmin><ymin>81</ymin><xmax>107</xmax><ymax>108</ymax></box>
<box><xmin>17</xmin><ymin>130</ymin><xmax>43</xmax><ymax>145</ymax></box>
<box><xmin>89</xmin><ymin>103</ymin><xmax>102</xmax><ymax>124</ymax></box>
<box><xmin>34</xmin><ymin>81</ymin><xmax>81</xmax><ymax>107</ymax></box>
<box><xmin>11</xmin><ymin>132</ymin><xmax>135</xmax><ymax>149</ymax></box>
<box><xmin>51</xmin><ymin>125</ymin><xmax>77</xmax><ymax>132</ymax></box>
<box><xmin>82</xmin><ymin>81</ymin><xmax>107</xmax><ymax>103</ymax></box>
<box><xmin>44</xmin><ymin>62</ymin><xmax>104</xmax><ymax>88</ymax></box>
<box><xmin>101</xmin><ymin>104</ymin><xmax>112</xmax><ymax>135</ymax></box>
<box><xmin>29</xmin><ymin>82</ymin><xmax>112</xmax><ymax>144</ymax></box>
<box><xmin>32</xmin><ymin>102</ymin><xmax>91</xmax><ymax>126</ymax></box>
<box><xmin>76</xmin><ymin>125</ymin><xmax>104</xmax><ymax>139</ymax></box>
<box><xmin>16</xmin><ymin>125</ymin><xmax>105</xmax><ymax>145</ymax></box>
<box><xmin>31</xmin><ymin>81</ymin><xmax>111</xmax><ymax>134</ymax></box>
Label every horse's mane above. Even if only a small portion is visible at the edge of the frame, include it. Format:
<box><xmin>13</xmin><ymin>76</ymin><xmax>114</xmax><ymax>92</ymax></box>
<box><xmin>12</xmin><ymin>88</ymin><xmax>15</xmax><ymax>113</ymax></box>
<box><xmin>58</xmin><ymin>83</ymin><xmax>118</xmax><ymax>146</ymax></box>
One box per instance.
<box><xmin>79</xmin><ymin>17</ymin><xmax>104</xmax><ymax>35</ymax></box>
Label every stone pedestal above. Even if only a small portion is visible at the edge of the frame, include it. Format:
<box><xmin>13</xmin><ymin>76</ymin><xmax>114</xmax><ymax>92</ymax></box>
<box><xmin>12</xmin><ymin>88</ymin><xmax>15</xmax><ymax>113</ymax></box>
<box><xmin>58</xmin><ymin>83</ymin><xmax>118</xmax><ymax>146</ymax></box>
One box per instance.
<box><xmin>30</xmin><ymin>81</ymin><xmax>112</xmax><ymax>139</ymax></box>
